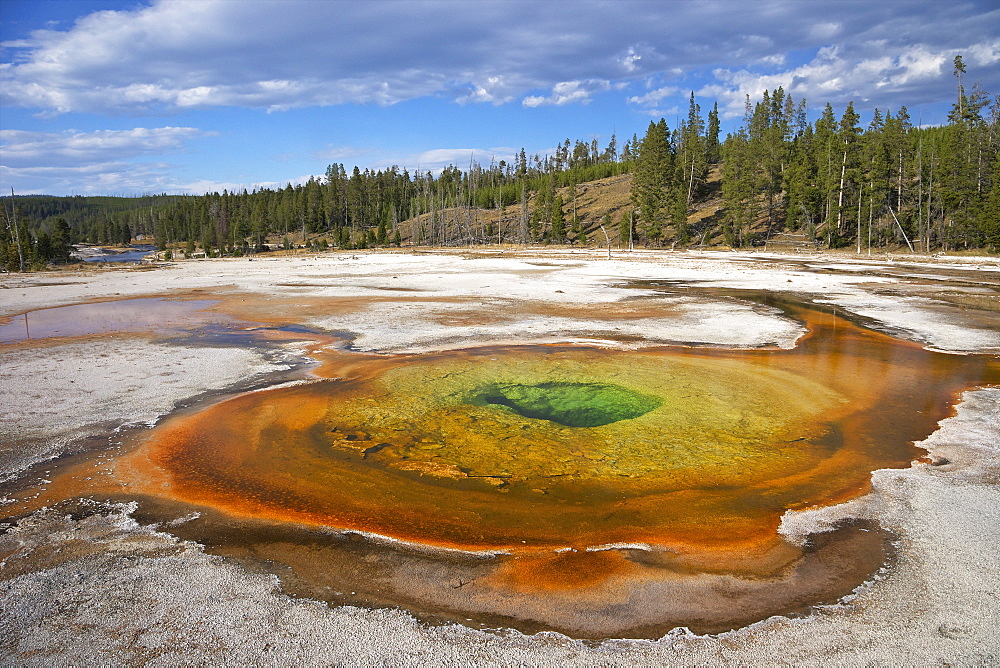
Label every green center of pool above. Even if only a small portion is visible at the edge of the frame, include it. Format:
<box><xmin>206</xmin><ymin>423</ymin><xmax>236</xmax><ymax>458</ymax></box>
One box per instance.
<box><xmin>470</xmin><ymin>381</ymin><xmax>662</xmax><ymax>427</ymax></box>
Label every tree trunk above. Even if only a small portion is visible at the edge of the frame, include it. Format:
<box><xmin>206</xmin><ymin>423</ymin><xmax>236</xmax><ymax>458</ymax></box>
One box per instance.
<box><xmin>6</xmin><ymin>189</ymin><xmax>26</xmax><ymax>271</ymax></box>
<box><xmin>857</xmin><ymin>188</ymin><xmax>863</xmax><ymax>254</ymax></box>
<box><xmin>687</xmin><ymin>158</ymin><xmax>696</xmax><ymax>207</ymax></box>
<box><xmin>836</xmin><ymin>149</ymin><xmax>847</xmax><ymax>233</ymax></box>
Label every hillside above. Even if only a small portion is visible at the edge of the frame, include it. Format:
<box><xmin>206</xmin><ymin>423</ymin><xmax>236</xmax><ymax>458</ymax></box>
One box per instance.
<box><xmin>378</xmin><ymin>167</ymin><xmax>724</xmax><ymax>250</ymax></box>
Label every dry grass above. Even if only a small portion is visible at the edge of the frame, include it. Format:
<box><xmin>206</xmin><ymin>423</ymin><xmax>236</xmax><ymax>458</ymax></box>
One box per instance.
<box><xmin>394</xmin><ymin>166</ymin><xmax>728</xmax><ymax>248</ymax></box>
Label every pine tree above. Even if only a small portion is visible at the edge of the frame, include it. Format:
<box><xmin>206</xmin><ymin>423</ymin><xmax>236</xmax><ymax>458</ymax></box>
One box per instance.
<box><xmin>783</xmin><ymin>125</ymin><xmax>815</xmax><ymax>233</ymax></box>
<box><xmin>679</xmin><ymin>92</ymin><xmax>708</xmax><ymax>209</ymax></box>
<box><xmin>812</xmin><ymin>103</ymin><xmax>839</xmax><ymax>239</ymax></box>
<box><xmin>602</xmin><ymin>133</ymin><xmax>618</xmax><ymax>167</ymax></box>
<box><xmin>748</xmin><ymin>88</ymin><xmax>792</xmax><ymax>233</ymax></box>
<box><xmin>550</xmin><ymin>194</ymin><xmax>566</xmax><ymax>241</ymax></box>
<box><xmin>376</xmin><ymin>217</ymin><xmax>388</xmax><ymax>245</ymax></box>
<box><xmin>860</xmin><ymin>109</ymin><xmax>891</xmax><ymax>252</ymax></box>
<box><xmin>830</xmin><ymin>101</ymin><xmax>862</xmax><ymax>247</ymax></box>
<box><xmin>883</xmin><ymin>108</ymin><xmax>911</xmax><ymax>214</ymax></box>
<box><xmin>532</xmin><ymin>176</ymin><xmax>554</xmax><ymax>241</ymax></box>
<box><xmin>671</xmin><ymin>189</ymin><xmax>689</xmax><ymax>244</ymax></box>
<box><xmin>721</xmin><ymin>127</ymin><xmax>757</xmax><ymax>247</ymax></box>
<box><xmin>705</xmin><ymin>102</ymin><xmax>721</xmax><ymax>164</ymax></box>
<box><xmin>630</xmin><ymin>119</ymin><xmax>674</xmax><ymax>245</ymax></box>
<box><xmin>981</xmin><ymin>151</ymin><xmax>1000</xmax><ymax>249</ymax></box>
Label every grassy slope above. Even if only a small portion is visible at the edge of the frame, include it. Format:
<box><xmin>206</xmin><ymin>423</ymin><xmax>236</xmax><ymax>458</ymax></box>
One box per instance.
<box><xmin>278</xmin><ymin>165</ymin><xmax>910</xmax><ymax>252</ymax></box>
<box><xmin>393</xmin><ymin>167</ymin><xmax>725</xmax><ymax>249</ymax></box>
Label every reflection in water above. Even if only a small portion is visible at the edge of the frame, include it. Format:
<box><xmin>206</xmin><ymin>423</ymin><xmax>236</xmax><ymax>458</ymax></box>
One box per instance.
<box><xmin>77</xmin><ymin>244</ymin><xmax>157</xmax><ymax>263</ymax></box>
<box><xmin>0</xmin><ymin>298</ymin><xmax>225</xmax><ymax>343</ymax></box>
<box><xmin>96</xmin><ymin>298</ymin><xmax>997</xmax><ymax>637</ymax></box>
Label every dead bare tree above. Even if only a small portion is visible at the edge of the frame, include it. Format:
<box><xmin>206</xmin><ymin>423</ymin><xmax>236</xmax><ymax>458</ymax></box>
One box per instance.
<box><xmin>5</xmin><ymin>188</ymin><xmax>26</xmax><ymax>271</ymax></box>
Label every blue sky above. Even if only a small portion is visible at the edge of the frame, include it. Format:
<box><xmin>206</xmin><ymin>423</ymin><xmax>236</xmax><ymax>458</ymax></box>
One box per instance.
<box><xmin>2</xmin><ymin>0</ymin><xmax>998</xmax><ymax>196</ymax></box>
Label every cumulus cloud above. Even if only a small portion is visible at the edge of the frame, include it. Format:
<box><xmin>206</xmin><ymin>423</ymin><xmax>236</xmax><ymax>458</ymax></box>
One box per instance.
<box><xmin>0</xmin><ymin>0</ymin><xmax>824</xmax><ymax>115</ymax></box>
<box><xmin>809</xmin><ymin>22</ymin><xmax>842</xmax><ymax>41</ymax></box>
<box><xmin>702</xmin><ymin>37</ymin><xmax>1000</xmax><ymax>119</ymax></box>
<box><xmin>456</xmin><ymin>76</ymin><xmax>518</xmax><ymax>105</ymax></box>
<box><xmin>176</xmin><ymin>174</ymin><xmax>318</xmax><ymax>195</ymax></box>
<box><xmin>626</xmin><ymin>85</ymin><xmax>680</xmax><ymax>115</ymax></box>
<box><xmin>312</xmin><ymin>146</ymin><xmax>373</xmax><ymax>163</ymax></box>
<box><xmin>1</xmin><ymin>160</ymin><xmax>175</xmax><ymax>195</ymax></box>
<box><xmin>389</xmin><ymin>147</ymin><xmax>520</xmax><ymax>174</ymax></box>
<box><xmin>523</xmin><ymin>80</ymin><xmax>618</xmax><ymax>107</ymax></box>
<box><xmin>1</xmin><ymin>127</ymin><xmax>209</xmax><ymax>167</ymax></box>
<box><xmin>616</xmin><ymin>44</ymin><xmax>669</xmax><ymax>74</ymax></box>
<box><xmin>2</xmin><ymin>0</ymin><xmax>610</xmax><ymax>114</ymax></box>
<box><xmin>3</xmin><ymin>0</ymin><xmax>999</xmax><ymax>196</ymax></box>
<box><xmin>0</xmin><ymin>126</ymin><xmax>211</xmax><ymax>194</ymax></box>
<box><xmin>2</xmin><ymin>0</ymin><xmax>997</xmax><ymax>119</ymax></box>
<box><xmin>312</xmin><ymin>145</ymin><xmax>523</xmax><ymax>176</ymax></box>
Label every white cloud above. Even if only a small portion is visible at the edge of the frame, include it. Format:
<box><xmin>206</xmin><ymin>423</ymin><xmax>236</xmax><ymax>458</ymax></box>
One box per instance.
<box><xmin>311</xmin><ymin>145</ymin><xmax>522</xmax><ymax>176</ymax></box>
<box><xmin>967</xmin><ymin>40</ymin><xmax>1000</xmax><ymax>66</ymax></box>
<box><xmin>331</xmin><ymin>146</ymin><xmax>521</xmax><ymax>176</ymax></box>
<box><xmin>626</xmin><ymin>86</ymin><xmax>679</xmax><ymax>108</ymax></box>
<box><xmin>1</xmin><ymin>160</ymin><xmax>175</xmax><ymax>195</ymax></box>
<box><xmin>176</xmin><ymin>174</ymin><xmax>317</xmax><ymax>196</ymax></box>
<box><xmin>414</xmin><ymin>148</ymin><xmax>482</xmax><ymax>165</ymax></box>
<box><xmin>619</xmin><ymin>47</ymin><xmax>643</xmax><ymax>73</ymax></box>
<box><xmin>3</xmin><ymin>0</ymin><xmax>620</xmax><ymax>114</ymax></box>
<box><xmin>522</xmin><ymin>80</ymin><xmax>614</xmax><ymax>107</ymax></box>
<box><xmin>404</xmin><ymin>147</ymin><xmax>519</xmax><ymax>173</ymax></box>
<box><xmin>3</xmin><ymin>0</ymin><xmax>999</xmax><ymax>196</ymax></box>
<box><xmin>456</xmin><ymin>76</ymin><xmax>517</xmax><ymax>105</ymax></box>
<box><xmin>1</xmin><ymin>0</ymin><xmax>997</xmax><ymax>118</ymax></box>
<box><xmin>894</xmin><ymin>47</ymin><xmax>947</xmax><ymax>85</ymax></box>
<box><xmin>0</xmin><ymin>126</ymin><xmax>212</xmax><ymax>195</ymax></box>
<box><xmin>0</xmin><ymin>127</ymin><xmax>210</xmax><ymax>167</ymax></box>
<box><xmin>0</xmin><ymin>159</ymin><xmax>318</xmax><ymax>196</ymax></box>
<box><xmin>626</xmin><ymin>84</ymin><xmax>684</xmax><ymax>118</ymax></box>
<box><xmin>312</xmin><ymin>146</ymin><xmax>372</xmax><ymax>163</ymax></box>
<box><xmin>701</xmin><ymin>38</ymin><xmax>1000</xmax><ymax>119</ymax></box>
<box><xmin>617</xmin><ymin>44</ymin><xmax>666</xmax><ymax>74</ymax></box>
<box><xmin>809</xmin><ymin>22</ymin><xmax>841</xmax><ymax>41</ymax></box>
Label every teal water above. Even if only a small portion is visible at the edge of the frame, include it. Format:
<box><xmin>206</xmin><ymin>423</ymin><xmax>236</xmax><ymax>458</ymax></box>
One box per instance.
<box><xmin>469</xmin><ymin>381</ymin><xmax>663</xmax><ymax>427</ymax></box>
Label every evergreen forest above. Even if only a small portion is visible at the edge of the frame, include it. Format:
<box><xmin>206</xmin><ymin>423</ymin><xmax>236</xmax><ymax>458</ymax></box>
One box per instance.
<box><xmin>3</xmin><ymin>57</ymin><xmax>998</xmax><ymax>271</ymax></box>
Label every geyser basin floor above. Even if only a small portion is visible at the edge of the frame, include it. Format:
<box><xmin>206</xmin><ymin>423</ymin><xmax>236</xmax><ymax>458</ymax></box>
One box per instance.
<box><xmin>67</xmin><ymin>299</ymin><xmax>995</xmax><ymax>637</ymax></box>
<box><xmin>2</xmin><ymin>251</ymin><xmax>999</xmax><ymax>660</ymax></box>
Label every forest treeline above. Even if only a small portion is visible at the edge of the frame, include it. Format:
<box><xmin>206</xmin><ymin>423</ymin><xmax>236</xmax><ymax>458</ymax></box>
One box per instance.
<box><xmin>2</xmin><ymin>136</ymin><xmax>633</xmax><ymax>269</ymax></box>
<box><xmin>3</xmin><ymin>57</ymin><xmax>997</xmax><ymax>271</ymax></box>
<box><xmin>719</xmin><ymin>70</ymin><xmax>999</xmax><ymax>252</ymax></box>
